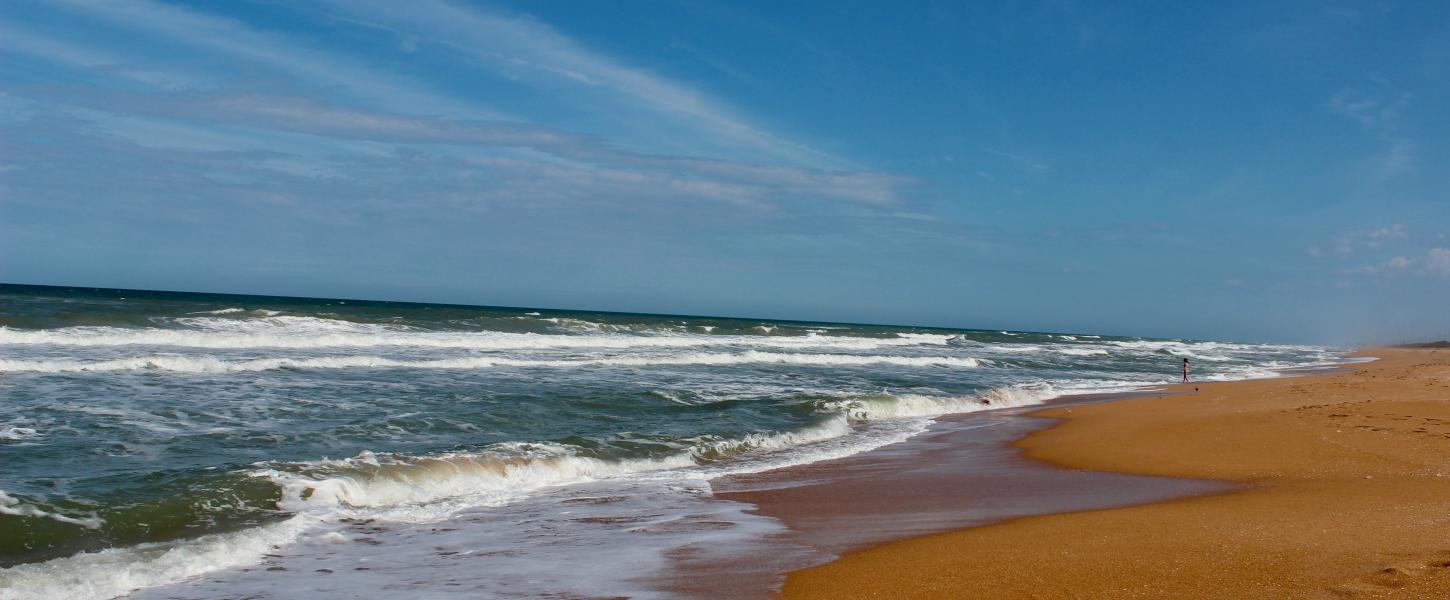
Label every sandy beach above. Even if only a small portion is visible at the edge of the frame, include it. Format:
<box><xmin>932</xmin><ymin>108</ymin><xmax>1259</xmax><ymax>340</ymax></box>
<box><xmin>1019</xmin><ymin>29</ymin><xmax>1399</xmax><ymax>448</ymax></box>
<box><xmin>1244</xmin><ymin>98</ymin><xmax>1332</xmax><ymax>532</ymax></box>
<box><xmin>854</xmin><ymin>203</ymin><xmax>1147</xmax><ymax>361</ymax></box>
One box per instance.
<box><xmin>770</xmin><ymin>348</ymin><xmax>1450</xmax><ymax>599</ymax></box>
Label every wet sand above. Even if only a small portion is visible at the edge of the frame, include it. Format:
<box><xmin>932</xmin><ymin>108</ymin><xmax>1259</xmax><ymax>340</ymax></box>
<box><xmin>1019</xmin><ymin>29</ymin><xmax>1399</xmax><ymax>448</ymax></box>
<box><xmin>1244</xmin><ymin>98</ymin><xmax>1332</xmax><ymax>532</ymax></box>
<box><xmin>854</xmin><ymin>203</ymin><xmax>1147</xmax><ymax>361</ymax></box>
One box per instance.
<box><xmin>773</xmin><ymin>348</ymin><xmax>1450</xmax><ymax>599</ymax></box>
<box><xmin>714</xmin><ymin>393</ymin><xmax>1226</xmax><ymax>557</ymax></box>
<box><xmin>693</xmin><ymin>392</ymin><xmax>1227</xmax><ymax>599</ymax></box>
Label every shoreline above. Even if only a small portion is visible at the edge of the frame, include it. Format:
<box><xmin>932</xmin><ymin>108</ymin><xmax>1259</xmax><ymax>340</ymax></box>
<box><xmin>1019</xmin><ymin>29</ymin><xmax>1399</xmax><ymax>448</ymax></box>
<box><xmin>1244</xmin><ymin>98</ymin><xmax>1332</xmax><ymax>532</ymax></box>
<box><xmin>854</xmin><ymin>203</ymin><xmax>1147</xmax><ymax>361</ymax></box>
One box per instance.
<box><xmin>694</xmin><ymin>382</ymin><xmax>1307</xmax><ymax>597</ymax></box>
<box><xmin>685</xmin><ymin>352</ymin><xmax>1381</xmax><ymax>598</ymax></box>
<box><xmin>768</xmin><ymin>347</ymin><xmax>1450</xmax><ymax>598</ymax></box>
<box><xmin>698</xmin><ymin>390</ymin><xmax>1224</xmax><ymax>598</ymax></box>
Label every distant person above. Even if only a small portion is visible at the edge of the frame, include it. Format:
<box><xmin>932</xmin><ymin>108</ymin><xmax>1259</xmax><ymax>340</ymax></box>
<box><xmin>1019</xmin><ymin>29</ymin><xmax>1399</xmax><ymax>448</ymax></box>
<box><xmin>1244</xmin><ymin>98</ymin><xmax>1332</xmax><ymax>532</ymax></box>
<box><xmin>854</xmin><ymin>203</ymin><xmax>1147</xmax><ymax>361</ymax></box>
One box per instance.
<box><xmin>1182</xmin><ymin>358</ymin><xmax>1189</xmax><ymax>383</ymax></box>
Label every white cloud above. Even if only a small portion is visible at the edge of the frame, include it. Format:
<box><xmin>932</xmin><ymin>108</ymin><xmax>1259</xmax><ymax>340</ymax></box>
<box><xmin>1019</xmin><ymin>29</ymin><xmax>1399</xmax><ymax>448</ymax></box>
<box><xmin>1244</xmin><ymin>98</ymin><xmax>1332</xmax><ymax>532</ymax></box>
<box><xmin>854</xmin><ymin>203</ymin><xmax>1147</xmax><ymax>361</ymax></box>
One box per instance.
<box><xmin>6</xmin><ymin>1</ymin><xmax>914</xmax><ymax>210</ymax></box>
<box><xmin>44</xmin><ymin>0</ymin><xmax>507</xmax><ymax>119</ymax></box>
<box><xmin>1369</xmin><ymin>224</ymin><xmax>1406</xmax><ymax>239</ymax></box>
<box><xmin>982</xmin><ymin>146</ymin><xmax>1050</xmax><ymax>172</ymax></box>
<box><xmin>5</xmin><ymin>0</ymin><xmax>922</xmax><ymax>234</ymax></box>
<box><xmin>1310</xmin><ymin>224</ymin><xmax>1408</xmax><ymax>256</ymax></box>
<box><xmin>310</xmin><ymin>0</ymin><xmax>845</xmax><ymax>169</ymax></box>
<box><xmin>0</xmin><ymin>23</ymin><xmax>198</xmax><ymax>89</ymax></box>
<box><xmin>1427</xmin><ymin>248</ymin><xmax>1450</xmax><ymax>275</ymax></box>
<box><xmin>1328</xmin><ymin>88</ymin><xmax>1417</xmax><ymax>177</ymax></box>
<box><xmin>1358</xmin><ymin>249</ymin><xmax>1450</xmax><ymax>276</ymax></box>
<box><xmin>1379</xmin><ymin>137</ymin><xmax>1416</xmax><ymax>176</ymax></box>
<box><xmin>1351</xmin><ymin>255</ymin><xmax>1412</xmax><ymax>275</ymax></box>
<box><xmin>1329</xmin><ymin>89</ymin><xmax>1410</xmax><ymax>130</ymax></box>
<box><xmin>23</xmin><ymin>89</ymin><xmax>909</xmax><ymax>206</ymax></box>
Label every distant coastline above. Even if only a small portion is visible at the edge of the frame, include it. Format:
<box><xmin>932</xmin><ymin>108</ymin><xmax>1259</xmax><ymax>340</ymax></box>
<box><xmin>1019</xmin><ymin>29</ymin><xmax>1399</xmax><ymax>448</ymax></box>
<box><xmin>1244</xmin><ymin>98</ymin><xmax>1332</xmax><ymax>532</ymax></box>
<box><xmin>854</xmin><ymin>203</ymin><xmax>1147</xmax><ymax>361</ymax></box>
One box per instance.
<box><xmin>1398</xmin><ymin>340</ymin><xmax>1450</xmax><ymax>349</ymax></box>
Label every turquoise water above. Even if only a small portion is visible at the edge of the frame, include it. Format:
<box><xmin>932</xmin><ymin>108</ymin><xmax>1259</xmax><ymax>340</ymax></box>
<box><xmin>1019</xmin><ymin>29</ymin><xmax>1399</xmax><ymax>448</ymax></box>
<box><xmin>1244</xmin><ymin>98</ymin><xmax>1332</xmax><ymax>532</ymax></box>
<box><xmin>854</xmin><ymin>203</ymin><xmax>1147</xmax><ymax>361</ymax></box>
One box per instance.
<box><xmin>0</xmin><ymin>284</ymin><xmax>1338</xmax><ymax>599</ymax></box>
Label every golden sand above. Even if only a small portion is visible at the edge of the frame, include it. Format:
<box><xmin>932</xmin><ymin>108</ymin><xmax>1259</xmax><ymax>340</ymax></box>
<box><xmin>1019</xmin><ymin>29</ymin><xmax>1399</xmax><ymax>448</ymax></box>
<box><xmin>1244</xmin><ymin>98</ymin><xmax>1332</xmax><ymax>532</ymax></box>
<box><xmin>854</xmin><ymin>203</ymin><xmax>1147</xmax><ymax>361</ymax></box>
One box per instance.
<box><xmin>779</xmin><ymin>348</ymin><xmax>1450</xmax><ymax>599</ymax></box>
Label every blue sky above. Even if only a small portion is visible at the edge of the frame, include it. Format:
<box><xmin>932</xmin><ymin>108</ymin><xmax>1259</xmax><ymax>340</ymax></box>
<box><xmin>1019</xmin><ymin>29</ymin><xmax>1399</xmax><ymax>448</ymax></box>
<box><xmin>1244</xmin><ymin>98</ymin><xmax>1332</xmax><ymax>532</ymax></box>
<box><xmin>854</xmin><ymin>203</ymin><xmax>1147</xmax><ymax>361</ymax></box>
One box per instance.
<box><xmin>1</xmin><ymin>1</ymin><xmax>1447</xmax><ymax>343</ymax></box>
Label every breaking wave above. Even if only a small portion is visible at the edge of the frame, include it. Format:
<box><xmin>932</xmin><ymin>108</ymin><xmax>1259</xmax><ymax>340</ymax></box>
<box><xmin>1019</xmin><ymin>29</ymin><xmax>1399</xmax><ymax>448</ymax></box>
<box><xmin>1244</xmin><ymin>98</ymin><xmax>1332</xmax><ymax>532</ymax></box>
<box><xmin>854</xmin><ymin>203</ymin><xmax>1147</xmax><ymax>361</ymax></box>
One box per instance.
<box><xmin>0</xmin><ymin>321</ymin><xmax>953</xmax><ymax>352</ymax></box>
<box><xmin>0</xmin><ymin>515</ymin><xmax>312</xmax><ymax>600</ymax></box>
<box><xmin>819</xmin><ymin>383</ymin><xmax>1059</xmax><ymax>420</ymax></box>
<box><xmin>0</xmin><ymin>490</ymin><xmax>103</xmax><ymax>529</ymax></box>
<box><xmin>0</xmin><ymin>427</ymin><xmax>41</xmax><ymax>441</ymax></box>
<box><xmin>0</xmin><ymin>351</ymin><xmax>985</xmax><ymax>374</ymax></box>
<box><xmin>258</xmin><ymin>383</ymin><xmax>1050</xmax><ymax>515</ymax></box>
<box><xmin>0</xmin><ymin>380</ymin><xmax>1051</xmax><ymax>600</ymax></box>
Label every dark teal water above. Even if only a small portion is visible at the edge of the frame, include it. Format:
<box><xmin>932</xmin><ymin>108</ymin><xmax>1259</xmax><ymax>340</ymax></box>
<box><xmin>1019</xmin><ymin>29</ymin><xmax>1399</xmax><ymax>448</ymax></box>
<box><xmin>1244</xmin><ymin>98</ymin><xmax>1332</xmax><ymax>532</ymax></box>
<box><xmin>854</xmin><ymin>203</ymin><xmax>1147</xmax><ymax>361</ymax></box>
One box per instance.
<box><xmin>0</xmin><ymin>284</ymin><xmax>1338</xmax><ymax>599</ymax></box>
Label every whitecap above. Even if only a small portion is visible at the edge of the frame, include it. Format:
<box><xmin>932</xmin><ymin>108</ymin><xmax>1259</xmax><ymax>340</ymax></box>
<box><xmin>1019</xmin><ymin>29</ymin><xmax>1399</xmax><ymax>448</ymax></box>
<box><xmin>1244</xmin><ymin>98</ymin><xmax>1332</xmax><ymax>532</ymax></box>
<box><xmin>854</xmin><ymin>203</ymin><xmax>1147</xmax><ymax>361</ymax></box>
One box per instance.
<box><xmin>0</xmin><ymin>351</ymin><xmax>985</xmax><ymax>374</ymax></box>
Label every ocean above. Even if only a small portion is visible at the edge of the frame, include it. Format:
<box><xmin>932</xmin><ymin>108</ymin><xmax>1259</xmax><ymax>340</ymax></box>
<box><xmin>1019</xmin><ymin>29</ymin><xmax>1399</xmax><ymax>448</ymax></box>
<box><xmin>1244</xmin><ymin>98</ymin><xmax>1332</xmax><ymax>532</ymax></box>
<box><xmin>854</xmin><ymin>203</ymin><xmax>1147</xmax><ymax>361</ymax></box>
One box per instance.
<box><xmin>0</xmin><ymin>284</ymin><xmax>1340</xmax><ymax>599</ymax></box>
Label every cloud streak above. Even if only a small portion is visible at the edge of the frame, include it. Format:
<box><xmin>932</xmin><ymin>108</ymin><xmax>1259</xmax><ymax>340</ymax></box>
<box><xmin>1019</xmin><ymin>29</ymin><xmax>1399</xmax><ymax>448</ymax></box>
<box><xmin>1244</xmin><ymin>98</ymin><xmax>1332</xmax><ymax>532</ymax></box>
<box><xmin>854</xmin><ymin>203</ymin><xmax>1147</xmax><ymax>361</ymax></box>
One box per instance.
<box><xmin>9</xmin><ymin>87</ymin><xmax>909</xmax><ymax>207</ymax></box>
<box><xmin>1328</xmin><ymin>87</ymin><xmax>1417</xmax><ymax>177</ymax></box>
<box><xmin>37</xmin><ymin>0</ymin><xmax>504</xmax><ymax>119</ymax></box>
<box><xmin>308</xmin><ymin>0</ymin><xmax>846</xmax><ymax>169</ymax></box>
<box><xmin>2</xmin><ymin>1</ymin><xmax>915</xmax><ymax>212</ymax></box>
<box><xmin>1307</xmin><ymin>224</ymin><xmax>1407</xmax><ymax>257</ymax></box>
<box><xmin>1428</xmin><ymin>248</ymin><xmax>1450</xmax><ymax>276</ymax></box>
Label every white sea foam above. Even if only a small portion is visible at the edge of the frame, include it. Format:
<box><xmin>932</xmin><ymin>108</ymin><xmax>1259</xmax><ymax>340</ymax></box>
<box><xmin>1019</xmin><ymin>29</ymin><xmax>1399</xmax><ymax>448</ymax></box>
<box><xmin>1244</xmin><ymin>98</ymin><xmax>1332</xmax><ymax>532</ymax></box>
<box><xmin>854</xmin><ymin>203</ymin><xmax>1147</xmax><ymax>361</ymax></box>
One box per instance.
<box><xmin>212</xmin><ymin>384</ymin><xmax>1039</xmax><ymax>535</ymax></box>
<box><xmin>0</xmin><ymin>514</ymin><xmax>313</xmax><ymax>600</ymax></box>
<box><xmin>0</xmin><ymin>322</ymin><xmax>950</xmax><ymax>352</ymax></box>
<box><xmin>821</xmin><ymin>382</ymin><xmax>1059</xmax><ymax>421</ymax></box>
<box><xmin>0</xmin><ymin>356</ymin><xmax>1316</xmax><ymax>600</ymax></box>
<box><xmin>253</xmin><ymin>383</ymin><xmax>1044</xmax><ymax>519</ymax></box>
<box><xmin>4</xmin><ymin>433</ymin><xmax>838</xmax><ymax>600</ymax></box>
<box><xmin>687</xmin><ymin>383</ymin><xmax>1068</xmax><ymax>480</ymax></box>
<box><xmin>0</xmin><ymin>351</ymin><xmax>984</xmax><ymax>374</ymax></box>
<box><xmin>0</xmin><ymin>364</ymin><xmax>1289</xmax><ymax>600</ymax></box>
<box><xmin>0</xmin><ymin>293</ymin><xmax>1342</xmax><ymax>600</ymax></box>
<box><xmin>541</xmin><ymin>317</ymin><xmax>676</xmax><ymax>334</ymax></box>
<box><xmin>691</xmin><ymin>416</ymin><xmax>856</xmax><ymax>460</ymax></box>
<box><xmin>1054</xmin><ymin>347</ymin><xmax>1109</xmax><ymax>356</ymax></box>
<box><xmin>894</xmin><ymin>332</ymin><xmax>950</xmax><ymax>342</ymax></box>
<box><xmin>262</xmin><ymin>447</ymin><xmax>694</xmax><ymax>514</ymax></box>
<box><xmin>0</xmin><ymin>490</ymin><xmax>103</xmax><ymax>529</ymax></box>
<box><xmin>1107</xmin><ymin>339</ymin><xmax>1266</xmax><ymax>353</ymax></box>
<box><xmin>0</xmin><ymin>373</ymin><xmax>1201</xmax><ymax>600</ymax></box>
<box><xmin>0</xmin><ymin>426</ymin><xmax>40</xmax><ymax>441</ymax></box>
<box><xmin>190</xmin><ymin>308</ymin><xmax>282</xmax><ymax>317</ymax></box>
<box><xmin>260</xmin><ymin>418</ymin><xmax>856</xmax><ymax>517</ymax></box>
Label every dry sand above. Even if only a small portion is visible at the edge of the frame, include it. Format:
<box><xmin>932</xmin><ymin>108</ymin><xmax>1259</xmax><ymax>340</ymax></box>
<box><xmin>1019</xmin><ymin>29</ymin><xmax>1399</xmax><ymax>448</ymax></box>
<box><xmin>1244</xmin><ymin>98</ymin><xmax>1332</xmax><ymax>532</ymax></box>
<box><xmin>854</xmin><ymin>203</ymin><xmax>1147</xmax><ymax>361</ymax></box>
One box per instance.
<box><xmin>778</xmin><ymin>348</ymin><xmax>1450</xmax><ymax>599</ymax></box>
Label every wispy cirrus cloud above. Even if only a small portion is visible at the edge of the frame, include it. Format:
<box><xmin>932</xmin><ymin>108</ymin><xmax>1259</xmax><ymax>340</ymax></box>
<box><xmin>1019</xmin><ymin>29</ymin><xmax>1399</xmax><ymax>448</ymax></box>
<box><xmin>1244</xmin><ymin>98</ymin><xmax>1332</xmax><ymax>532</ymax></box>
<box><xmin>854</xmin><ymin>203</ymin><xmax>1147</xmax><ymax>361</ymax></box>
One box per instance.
<box><xmin>1307</xmin><ymin>223</ymin><xmax>1405</xmax><ymax>257</ymax></box>
<box><xmin>1427</xmin><ymin>248</ymin><xmax>1450</xmax><ymax>276</ymax></box>
<box><xmin>7</xmin><ymin>87</ymin><xmax>909</xmax><ymax>207</ymax></box>
<box><xmin>34</xmin><ymin>0</ymin><xmax>505</xmax><ymax>119</ymax></box>
<box><xmin>309</xmin><ymin>0</ymin><xmax>846</xmax><ymax>169</ymax></box>
<box><xmin>1353</xmin><ymin>249</ymin><xmax>1450</xmax><ymax>277</ymax></box>
<box><xmin>2</xmin><ymin>0</ymin><xmax>914</xmax><ymax>212</ymax></box>
<box><xmin>1328</xmin><ymin>87</ymin><xmax>1416</xmax><ymax>177</ymax></box>
<box><xmin>1316</xmin><ymin>225</ymin><xmax>1450</xmax><ymax>279</ymax></box>
<box><xmin>982</xmin><ymin>146</ymin><xmax>1050</xmax><ymax>172</ymax></box>
<box><xmin>1352</xmin><ymin>255</ymin><xmax>1412</xmax><ymax>275</ymax></box>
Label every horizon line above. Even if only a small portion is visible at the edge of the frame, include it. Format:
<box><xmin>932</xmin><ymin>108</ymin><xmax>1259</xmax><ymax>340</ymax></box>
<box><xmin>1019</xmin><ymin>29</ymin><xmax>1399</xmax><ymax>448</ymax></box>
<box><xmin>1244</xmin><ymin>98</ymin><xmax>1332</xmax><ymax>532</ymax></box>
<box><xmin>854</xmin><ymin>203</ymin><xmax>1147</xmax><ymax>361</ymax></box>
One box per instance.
<box><xmin>1</xmin><ymin>280</ymin><xmax>1149</xmax><ymax>342</ymax></box>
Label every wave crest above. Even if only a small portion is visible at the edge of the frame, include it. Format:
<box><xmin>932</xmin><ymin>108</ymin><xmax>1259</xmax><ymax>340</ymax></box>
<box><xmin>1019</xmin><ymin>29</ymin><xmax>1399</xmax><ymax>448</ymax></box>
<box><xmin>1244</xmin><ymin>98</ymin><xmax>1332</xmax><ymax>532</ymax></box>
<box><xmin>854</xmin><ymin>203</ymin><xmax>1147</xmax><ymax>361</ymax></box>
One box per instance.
<box><xmin>0</xmin><ymin>490</ymin><xmax>103</xmax><ymax>529</ymax></box>
<box><xmin>0</xmin><ymin>322</ymin><xmax>953</xmax><ymax>352</ymax></box>
<box><xmin>0</xmin><ymin>351</ymin><xmax>984</xmax><ymax>374</ymax></box>
<box><xmin>820</xmin><ymin>382</ymin><xmax>1059</xmax><ymax>421</ymax></box>
<box><xmin>259</xmin><ymin>383</ymin><xmax>1048</xmax><ymax>514</ymax></box>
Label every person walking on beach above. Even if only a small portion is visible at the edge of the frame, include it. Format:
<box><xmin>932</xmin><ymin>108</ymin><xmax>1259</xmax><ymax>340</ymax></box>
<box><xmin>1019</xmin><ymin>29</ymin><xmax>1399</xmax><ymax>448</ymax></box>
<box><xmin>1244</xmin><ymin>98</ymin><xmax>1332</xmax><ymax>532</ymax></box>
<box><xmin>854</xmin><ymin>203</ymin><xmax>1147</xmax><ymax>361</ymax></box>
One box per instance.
<box><xmin>1182</xmin><ymin>358</ymin><xmax>1190</xmax><ymax>383</ymax></box>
